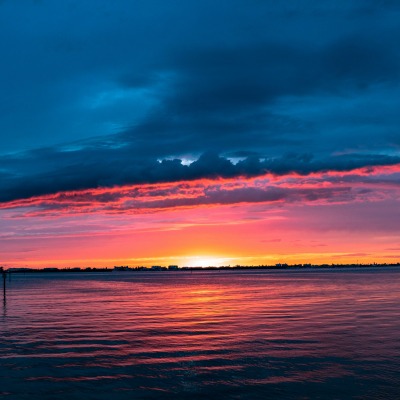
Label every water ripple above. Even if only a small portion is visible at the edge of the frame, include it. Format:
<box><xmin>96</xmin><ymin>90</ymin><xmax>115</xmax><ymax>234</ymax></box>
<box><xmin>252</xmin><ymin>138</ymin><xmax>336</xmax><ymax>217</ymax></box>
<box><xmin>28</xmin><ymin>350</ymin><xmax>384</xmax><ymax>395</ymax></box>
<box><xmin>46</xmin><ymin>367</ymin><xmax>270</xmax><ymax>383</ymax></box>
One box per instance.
<box><xmin>1</xmin><ymin>269</ymin><xmax>400</xmax><ymax>399</ymax></box>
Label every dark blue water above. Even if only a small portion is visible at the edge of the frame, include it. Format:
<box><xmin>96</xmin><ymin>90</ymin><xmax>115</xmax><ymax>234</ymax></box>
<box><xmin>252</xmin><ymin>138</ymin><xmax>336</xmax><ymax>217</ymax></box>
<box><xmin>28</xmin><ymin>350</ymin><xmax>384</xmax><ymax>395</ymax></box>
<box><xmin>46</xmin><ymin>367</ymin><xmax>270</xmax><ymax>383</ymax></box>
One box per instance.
<box><xmin>1</xmin><ymin>268</ymin><xmax>400</xmax><ymax>399</ymax></box>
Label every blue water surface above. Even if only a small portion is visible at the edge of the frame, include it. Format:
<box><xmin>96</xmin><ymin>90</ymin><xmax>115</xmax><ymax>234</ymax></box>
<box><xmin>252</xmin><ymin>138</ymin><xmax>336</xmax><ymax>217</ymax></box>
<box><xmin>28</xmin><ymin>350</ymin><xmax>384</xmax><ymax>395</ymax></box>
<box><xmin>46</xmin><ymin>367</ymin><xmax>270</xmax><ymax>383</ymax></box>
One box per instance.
<box><xmin>1</xmin><ymin>268</ymin><xmax>400</xmax><ymax>399</ymax></box>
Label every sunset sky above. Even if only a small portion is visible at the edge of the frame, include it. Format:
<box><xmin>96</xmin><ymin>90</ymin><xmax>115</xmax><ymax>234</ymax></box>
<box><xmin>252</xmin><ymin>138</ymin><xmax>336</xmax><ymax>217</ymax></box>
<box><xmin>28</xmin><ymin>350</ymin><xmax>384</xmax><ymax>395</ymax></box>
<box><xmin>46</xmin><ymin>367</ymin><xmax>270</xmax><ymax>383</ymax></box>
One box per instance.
<box><xmin>1</xmin><ymin>1</ymin><xmax>400</xmax><ymax>268</ymax></box>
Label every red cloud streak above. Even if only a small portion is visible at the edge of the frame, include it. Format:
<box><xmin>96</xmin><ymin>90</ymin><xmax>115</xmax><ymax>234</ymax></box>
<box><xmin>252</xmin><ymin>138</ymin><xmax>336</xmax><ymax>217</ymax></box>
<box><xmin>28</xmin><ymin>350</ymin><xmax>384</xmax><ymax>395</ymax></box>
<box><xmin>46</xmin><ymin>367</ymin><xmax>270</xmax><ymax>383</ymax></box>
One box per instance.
<box><xmin>1</xmin><ymin>164</ymin><xmax>399</xmax><ymax>218</ymax></box>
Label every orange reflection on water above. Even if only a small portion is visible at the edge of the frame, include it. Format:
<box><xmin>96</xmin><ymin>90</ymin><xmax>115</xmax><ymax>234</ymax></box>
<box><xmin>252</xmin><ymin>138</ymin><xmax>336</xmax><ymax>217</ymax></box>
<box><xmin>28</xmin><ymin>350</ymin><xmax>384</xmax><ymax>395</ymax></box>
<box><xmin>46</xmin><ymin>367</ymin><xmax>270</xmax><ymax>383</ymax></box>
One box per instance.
<box><xmin>3</xmin><ymin>269</ymin><xmax>400</xmax><ymax>398</ymax></box>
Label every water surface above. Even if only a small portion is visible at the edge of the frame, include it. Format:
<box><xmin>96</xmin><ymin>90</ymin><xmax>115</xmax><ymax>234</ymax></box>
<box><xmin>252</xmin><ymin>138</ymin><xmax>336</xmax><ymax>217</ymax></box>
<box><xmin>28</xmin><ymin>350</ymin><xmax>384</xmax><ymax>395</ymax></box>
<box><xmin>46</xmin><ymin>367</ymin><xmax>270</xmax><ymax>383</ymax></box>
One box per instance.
<box><xmin>1</xmin><ymin>268</ymin><xmax>400</xmax><ymax>399</ymax></box>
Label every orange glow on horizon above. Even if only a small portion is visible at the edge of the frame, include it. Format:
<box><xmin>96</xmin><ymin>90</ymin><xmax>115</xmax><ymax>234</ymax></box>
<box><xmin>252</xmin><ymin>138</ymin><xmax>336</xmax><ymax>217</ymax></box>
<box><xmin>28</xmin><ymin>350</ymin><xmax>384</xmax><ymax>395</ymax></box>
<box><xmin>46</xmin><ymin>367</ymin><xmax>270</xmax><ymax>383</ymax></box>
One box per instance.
<box><xmin>1</xmin><ymin>165</ymin><xmax>400</xmax><ymax>269</ymax></box>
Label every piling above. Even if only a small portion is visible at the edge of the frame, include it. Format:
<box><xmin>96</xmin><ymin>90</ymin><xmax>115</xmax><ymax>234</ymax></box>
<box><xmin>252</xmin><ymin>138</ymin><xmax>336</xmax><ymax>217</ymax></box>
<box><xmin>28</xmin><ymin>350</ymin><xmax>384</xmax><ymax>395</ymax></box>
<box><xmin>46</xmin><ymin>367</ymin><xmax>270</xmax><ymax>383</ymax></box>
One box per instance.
<box><xmin>1</xmin><ymin>268</ymin><xmax>5</xmax><ymax>302</ymax></box>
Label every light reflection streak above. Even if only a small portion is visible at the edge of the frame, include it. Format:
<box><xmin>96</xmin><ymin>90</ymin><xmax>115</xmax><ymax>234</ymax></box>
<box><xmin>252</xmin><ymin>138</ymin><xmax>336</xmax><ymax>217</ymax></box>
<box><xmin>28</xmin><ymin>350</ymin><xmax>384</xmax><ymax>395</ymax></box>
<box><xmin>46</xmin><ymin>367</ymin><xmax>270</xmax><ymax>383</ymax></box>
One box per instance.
<box><xmin>2</xmin><ymin>270</ymin><xmax>400</xmax><ymax>398</ymax></box>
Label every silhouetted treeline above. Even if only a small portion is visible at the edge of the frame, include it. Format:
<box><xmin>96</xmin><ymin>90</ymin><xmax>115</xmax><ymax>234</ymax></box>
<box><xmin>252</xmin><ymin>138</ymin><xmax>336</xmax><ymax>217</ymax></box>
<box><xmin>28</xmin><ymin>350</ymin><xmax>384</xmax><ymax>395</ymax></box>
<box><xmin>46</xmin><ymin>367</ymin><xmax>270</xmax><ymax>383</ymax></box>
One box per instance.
<box><xmin>4</xmin><ymin>263</ymin><xmax>400</xmax><ymax>273</ymax></box>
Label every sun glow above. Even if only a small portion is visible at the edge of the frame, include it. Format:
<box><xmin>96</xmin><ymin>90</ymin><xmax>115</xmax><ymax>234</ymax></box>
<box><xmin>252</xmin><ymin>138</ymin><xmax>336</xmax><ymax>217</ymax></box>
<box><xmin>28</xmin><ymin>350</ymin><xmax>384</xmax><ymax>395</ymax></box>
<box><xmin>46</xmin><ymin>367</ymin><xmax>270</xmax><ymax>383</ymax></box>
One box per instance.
<box><xmin>183</xmin><ymin>256</ymin><xmax>233</xmax><ymax>268</ymax></box>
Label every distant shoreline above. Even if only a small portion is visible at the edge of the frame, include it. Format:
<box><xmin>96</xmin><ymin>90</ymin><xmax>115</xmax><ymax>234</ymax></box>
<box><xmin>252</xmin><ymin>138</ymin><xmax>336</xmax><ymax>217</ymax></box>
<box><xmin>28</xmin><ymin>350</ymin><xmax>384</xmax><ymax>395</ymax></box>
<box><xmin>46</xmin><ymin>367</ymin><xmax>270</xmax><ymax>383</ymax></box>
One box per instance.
<box><xmin>3</xmin><ymin>263</ymin><xmax>400</xmax><ymax>274</ymax></box>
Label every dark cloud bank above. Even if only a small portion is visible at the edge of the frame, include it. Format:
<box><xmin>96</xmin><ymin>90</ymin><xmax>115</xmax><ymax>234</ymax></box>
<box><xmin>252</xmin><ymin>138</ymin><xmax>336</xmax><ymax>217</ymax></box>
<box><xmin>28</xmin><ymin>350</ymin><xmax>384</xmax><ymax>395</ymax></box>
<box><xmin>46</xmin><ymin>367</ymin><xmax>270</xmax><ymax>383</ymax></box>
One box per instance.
<box><xmin>1</xmin><ymin>0</ymin><xmax>400</xmax><ymax>202</ymax></box>
<box><xmin>2</xmin><ymin>150</ymin><xmax>400</xmax><ymax>203</ymax></box>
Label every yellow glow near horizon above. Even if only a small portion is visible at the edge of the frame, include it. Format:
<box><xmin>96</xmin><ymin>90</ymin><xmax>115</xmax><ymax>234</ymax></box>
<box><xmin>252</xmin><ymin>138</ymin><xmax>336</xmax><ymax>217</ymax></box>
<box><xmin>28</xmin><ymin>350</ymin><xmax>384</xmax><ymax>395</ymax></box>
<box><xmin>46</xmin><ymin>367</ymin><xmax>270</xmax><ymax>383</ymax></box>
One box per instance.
<box><xmin>183</xmin><ymin>256</ymin><xmax>234</xmax><ymax>268</ymax></box>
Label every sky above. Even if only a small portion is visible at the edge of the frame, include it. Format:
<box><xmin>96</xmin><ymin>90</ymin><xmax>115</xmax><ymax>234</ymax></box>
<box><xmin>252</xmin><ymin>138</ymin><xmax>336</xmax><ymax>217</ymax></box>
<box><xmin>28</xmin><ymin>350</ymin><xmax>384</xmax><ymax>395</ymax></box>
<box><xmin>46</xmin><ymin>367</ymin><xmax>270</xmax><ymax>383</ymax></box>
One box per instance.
<box><xmin>1</xmin><ymin>0</ymin><xmax>400</xmax><ymax>268</ymax></box>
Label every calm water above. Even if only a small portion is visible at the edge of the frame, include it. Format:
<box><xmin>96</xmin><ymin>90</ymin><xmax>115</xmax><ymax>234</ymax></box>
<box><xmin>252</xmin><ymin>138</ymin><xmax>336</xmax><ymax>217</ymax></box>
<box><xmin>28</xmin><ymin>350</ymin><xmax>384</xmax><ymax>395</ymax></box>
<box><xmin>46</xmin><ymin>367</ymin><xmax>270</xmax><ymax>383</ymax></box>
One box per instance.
<box><xmin>1</xmin><ymin>268</ymin><xmax>400</xmax><ymax>399</ymax></box>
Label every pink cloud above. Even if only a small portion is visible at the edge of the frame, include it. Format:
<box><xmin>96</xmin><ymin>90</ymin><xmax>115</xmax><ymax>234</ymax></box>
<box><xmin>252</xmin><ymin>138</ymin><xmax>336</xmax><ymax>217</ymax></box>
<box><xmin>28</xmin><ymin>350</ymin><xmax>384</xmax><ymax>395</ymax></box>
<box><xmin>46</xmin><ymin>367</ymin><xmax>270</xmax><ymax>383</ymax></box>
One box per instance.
<box><xmin>1</xmin><ymin>164</ymin><xmax>399</xmax><ymax>219</ymax></box>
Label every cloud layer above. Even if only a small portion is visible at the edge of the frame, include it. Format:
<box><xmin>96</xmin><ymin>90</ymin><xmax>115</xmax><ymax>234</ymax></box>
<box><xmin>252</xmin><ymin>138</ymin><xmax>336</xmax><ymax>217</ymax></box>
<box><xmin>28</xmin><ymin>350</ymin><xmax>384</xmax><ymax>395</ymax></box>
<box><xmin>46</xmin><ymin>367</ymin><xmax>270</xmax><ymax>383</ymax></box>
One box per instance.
<box><xmin>2</xmin><ymin>150</ymin><xmax>400</xmax><ymax>203</ymax></box>
<box><xmin>1</xmin><ymin>0</ymin><xmax>400</xmax><ymax>202</ymax></box>
<box><xmin>3</xmin><ymin>164</ymin><xmax>399</xmax><ymax>218</ymax></box>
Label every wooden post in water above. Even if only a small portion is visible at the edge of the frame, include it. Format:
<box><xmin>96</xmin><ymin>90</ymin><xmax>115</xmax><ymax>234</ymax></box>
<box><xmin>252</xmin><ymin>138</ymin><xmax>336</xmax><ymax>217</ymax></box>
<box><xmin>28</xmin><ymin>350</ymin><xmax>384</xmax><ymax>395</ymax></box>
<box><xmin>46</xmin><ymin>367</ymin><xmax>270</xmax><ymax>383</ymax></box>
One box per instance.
<box><xmin>1</xmin><ymin>267</ymin><xmax>5</xmax><ymax>302</ymax></box>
